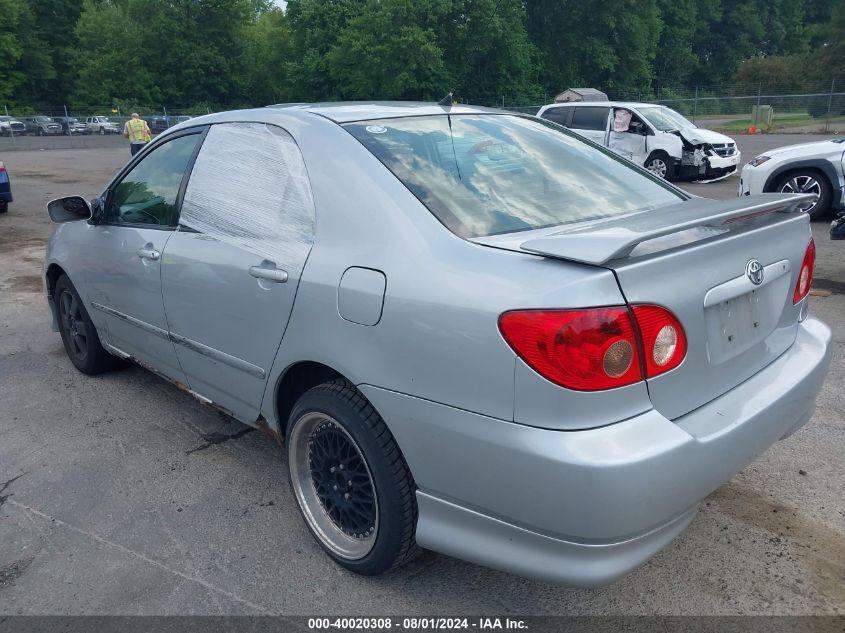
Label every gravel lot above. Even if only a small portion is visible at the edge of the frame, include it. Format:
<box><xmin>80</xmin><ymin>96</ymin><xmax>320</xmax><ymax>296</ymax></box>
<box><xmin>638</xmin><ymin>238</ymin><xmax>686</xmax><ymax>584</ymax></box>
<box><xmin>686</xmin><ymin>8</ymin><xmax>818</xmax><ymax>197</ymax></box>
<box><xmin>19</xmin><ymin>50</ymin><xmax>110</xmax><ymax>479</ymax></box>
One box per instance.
<box><xmin>0</xmin><ymin>135</ymin><xmax>842</xmax><ymax>616</ymax></box>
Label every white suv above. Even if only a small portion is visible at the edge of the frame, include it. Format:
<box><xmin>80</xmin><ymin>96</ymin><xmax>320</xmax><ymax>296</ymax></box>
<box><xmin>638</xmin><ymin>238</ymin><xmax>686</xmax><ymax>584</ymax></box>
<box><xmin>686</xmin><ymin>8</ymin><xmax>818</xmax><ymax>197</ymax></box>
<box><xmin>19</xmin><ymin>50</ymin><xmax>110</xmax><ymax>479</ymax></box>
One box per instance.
<box><xmin>537</xmin><ymin>101</ymin><xmax>740</xmax><ymax>182</ymax></box>
<box><xmin>85</xmin><ymin>116</ymin><xmax>121</xmax><ymax>135</ymax></box>
<box><xmin>739</xmin><ymin>138</ymin><xmax>845</xmax><ymax>220</ymax></box>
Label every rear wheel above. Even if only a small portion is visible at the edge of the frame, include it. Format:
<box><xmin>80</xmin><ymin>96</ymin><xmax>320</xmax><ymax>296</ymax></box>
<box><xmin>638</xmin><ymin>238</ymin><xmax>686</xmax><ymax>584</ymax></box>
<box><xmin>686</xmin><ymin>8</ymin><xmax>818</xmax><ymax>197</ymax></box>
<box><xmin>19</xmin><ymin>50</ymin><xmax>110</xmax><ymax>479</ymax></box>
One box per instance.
<box><xmin>54</xmin><ymin>275</ymin><xmax>115</xmax><ymax>374</ymax></box>
<box><xmin>645</xmin><ymin>152</ymin><xmax>672</xmax><ymax>180</ymax></box>
<box><xmin>0</xmin><ymin>202</ymin><xmax>7</xmax><ymax>214</ymax></box>
<box><xmin>286</xmin><ymin>379</ymin><xmax>419</xmax><ymax>575</ymax></box>
<box><xmin>774</xmin><ymin>170</ymin><xmax>832</xmax><ymax>220</ymax></box>
<box><xmin>37</xmin><ymin>128</ymin><xmax>44</xmax><ymax>136</ymax></box>
<box><xmin>99</xmin><ymin>127</ymin><xmax>105</xmax><ymax>135</ymax></box>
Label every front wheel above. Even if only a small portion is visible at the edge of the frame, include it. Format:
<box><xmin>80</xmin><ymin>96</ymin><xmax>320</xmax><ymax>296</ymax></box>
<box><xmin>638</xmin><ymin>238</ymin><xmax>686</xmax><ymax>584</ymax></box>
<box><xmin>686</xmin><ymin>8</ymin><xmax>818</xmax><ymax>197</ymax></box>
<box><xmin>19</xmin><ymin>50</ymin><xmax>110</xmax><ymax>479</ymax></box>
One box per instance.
<box><xmin>644</xmin><ymin>153</ymin><xmax>672</xmax><ymax>180</ymax></box>
<box><xmin>286</xmin><ymin>379</ymin><xmax>419</xmax><ymax>575</ymax></box>
<box><xmin>54</xmin><ymin>275</ymin><xmax>116</xmax><ymax>374</ymax></box>
<box><xmin>99</xmin><ymin>127</ymin><xmax>105</xmax><ymax>135</ymax></box>
<box><xmin>775</xmin><ymin>171</ymin><xmax>832</xmax><ymax>220</ymax></box>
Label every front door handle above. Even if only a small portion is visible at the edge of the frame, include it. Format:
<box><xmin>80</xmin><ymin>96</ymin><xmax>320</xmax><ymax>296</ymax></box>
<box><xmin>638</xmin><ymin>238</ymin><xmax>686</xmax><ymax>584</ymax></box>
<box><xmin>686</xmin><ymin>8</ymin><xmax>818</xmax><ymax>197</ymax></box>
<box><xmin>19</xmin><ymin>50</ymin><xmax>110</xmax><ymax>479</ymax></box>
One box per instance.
<box><xmin>137</xmin><ymin>245</ymin><xmax>160</xmax><ymax>261</ymax></box>
<box><xmin>249</xmin><ymin>265</ymin><xmax>288</xmax><ymax>283</ymax></box>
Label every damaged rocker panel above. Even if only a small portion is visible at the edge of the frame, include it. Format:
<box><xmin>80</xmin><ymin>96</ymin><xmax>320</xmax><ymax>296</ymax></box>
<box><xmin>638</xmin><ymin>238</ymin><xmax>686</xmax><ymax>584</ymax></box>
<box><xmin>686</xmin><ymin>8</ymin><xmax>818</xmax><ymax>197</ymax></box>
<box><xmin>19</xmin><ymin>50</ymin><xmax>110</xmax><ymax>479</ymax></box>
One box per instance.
<box><xmin>91</xmin><ymin>302</ymin><xmax>266</xmax><ymax>379</ymax></box>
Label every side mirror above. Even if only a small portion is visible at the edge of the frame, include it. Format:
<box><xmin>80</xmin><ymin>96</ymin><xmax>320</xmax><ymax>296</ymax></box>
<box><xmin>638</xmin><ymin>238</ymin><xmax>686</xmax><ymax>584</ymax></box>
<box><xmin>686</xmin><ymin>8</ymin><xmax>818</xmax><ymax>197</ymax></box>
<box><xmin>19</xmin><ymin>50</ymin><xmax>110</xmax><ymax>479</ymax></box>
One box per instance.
<box><xmin>47</xmin><ymin>196</ymin><xmax>93</xmax><ymax>223</ymax></box>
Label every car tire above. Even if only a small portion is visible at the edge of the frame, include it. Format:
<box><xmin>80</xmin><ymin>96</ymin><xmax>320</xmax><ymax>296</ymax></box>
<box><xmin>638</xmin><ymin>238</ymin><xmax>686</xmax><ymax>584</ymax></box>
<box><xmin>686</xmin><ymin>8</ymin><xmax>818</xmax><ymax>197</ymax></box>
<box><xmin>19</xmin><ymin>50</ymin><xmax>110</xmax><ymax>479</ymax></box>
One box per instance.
<box><xmin>286</xmin><ymin>379</ymin><xmax>419</xmax><ymax>576</ymax></box>
<box><xmin>0</xmin><ymin>202</ymin><xmax>7</xmax><ymax>214</ymax></box>
<box><xmin>37</xmin><ymin>128</ymin><xmax>44</xmax><ymax>136</ymax></box>
<box><xmin>54</xmin><ymin>274</ymin><xmax>116</xmax><ymax>374</ymax></box>
<box><xmin>645</xmin><ymin>152</ymin><xmax>673</xmax><ymax>180</ymax></box>
<box><xmin>774</xmin><ymin>170</ymin><xmax>833</xmax><ymax>220</ymax></box>
<box><xmin>99</xmin><ymin>127</ymin><xmax>105</xmax><ymax>135</ymax></box>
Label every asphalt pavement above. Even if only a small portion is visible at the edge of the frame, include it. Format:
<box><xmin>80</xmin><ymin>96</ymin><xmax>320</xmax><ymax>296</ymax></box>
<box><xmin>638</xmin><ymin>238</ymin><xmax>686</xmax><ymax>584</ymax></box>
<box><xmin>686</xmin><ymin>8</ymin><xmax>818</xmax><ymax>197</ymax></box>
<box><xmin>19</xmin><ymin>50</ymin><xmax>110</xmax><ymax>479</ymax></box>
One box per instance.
<box><xmin>0</xmin><ymin>134</ymin><xmax>842</xmax><ymax>616</ymax></box>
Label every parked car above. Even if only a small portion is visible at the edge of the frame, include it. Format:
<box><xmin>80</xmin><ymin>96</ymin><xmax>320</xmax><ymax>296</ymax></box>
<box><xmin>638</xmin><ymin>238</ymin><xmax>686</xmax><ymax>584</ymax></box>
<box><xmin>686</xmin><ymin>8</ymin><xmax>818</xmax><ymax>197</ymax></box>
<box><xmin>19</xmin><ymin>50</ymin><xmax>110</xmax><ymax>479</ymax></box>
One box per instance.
<box><xmin>52</xmin><ymin>116</ymin><xmax>87</xmax><ymax>135</ymax></box>
<box><xmin>149</xmin><ymin>115</ymin><xmax>194</xmax><ymax>134</ymax></box>
<box><xmin>22</xmin><ymin>116</ymin><xmax>63</xmax><ymax>136</ymax></box>
<box><xmin>84</xmin><ymin>116</ymin><xmax>121</xmax><ymax>135</ymax></box>
<box><xmin>148</xmin><ymin>116</ymin><xmax>170</xmax><ymax>134</ymax></box>
<box><xmin>739</xmin><ymin>138</ymin><xmax>845</xmax><ymax>220</ymax></box>
<box><xmin>0</xmin><ymin>160</ymin><xmax>11</xmax><ymax>213</ymax></box>
<box><xmin>0</xmin><ymin>115</ymin><xmax>27</xmax><ymax>136</ymax></box>
<box><xmin>43</xmin><ymin>104</ymin><xmax>831</xmax><ymax>586</ymax></box>
<box><xmin>537</xmin><ymin>101</ymin><xmax>741</xmax><ymax>182</ymax></box>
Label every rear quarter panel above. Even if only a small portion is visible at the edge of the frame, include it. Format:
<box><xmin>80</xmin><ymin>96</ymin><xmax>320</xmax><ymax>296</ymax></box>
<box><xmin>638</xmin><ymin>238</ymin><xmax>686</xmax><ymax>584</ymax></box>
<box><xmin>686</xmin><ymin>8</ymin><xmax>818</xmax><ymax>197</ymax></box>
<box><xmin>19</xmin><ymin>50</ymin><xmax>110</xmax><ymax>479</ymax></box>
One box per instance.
<box><xmin>261</xmin><ymin>115</ymin><xmax>650</xmax><ymax>430</ymax></box>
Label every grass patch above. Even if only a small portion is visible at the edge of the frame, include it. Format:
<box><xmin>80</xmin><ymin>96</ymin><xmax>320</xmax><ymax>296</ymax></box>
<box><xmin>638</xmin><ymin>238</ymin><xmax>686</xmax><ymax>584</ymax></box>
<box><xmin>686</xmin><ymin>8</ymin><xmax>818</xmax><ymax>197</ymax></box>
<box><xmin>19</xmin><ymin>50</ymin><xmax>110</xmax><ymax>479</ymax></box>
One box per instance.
<box><xmin>713</xmin><ymin>113</ymin><xmax>845</xmax><ymax>133</ymax></box>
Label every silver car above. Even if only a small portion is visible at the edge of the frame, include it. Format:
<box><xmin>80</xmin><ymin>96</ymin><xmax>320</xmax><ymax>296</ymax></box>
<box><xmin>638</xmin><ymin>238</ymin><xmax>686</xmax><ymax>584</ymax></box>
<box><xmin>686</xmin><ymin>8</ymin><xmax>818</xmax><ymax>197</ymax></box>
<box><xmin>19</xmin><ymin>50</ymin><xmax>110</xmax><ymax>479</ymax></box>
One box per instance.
<box><xmin>43</xmin><ymin>103</ymin><xmax>831</xmax><ymax>586</ymax></box>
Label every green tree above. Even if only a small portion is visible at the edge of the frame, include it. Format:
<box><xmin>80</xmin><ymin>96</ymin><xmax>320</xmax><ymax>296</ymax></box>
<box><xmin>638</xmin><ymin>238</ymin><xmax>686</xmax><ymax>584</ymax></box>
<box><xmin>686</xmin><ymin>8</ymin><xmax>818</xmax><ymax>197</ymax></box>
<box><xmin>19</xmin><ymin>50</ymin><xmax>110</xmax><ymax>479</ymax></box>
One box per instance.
<box><xmin>441</xmin><ymin>0</ymin><xmax>541</xmax><ymax>103</ymax></box>
<box><xmin>14</xmin><ymin>0</ymin><xmax>85</xmax><ymax>105</ymax></box>
<box><xmin>8</xmin><ymin>2</ymin><xmax>57</xmax><ymax>107</ymax></box>
<box><xmin>526</xmin><ymin>0</ymin><xmax>662</xmax><ymax>97</ymax></box>
<box><xmin>653</xmin><ymin>0</ymin><xmax>699</xmax><ymax>89</ymax></box>
<box><xmin>324</xmin><ymin>0</ymin><xmax>451</xmax><ymax>101</ymax></box>
<box><xmin>690</xmin><ymin>0</ymin><xmax>809</xmax><ymax>88</ymax></box>
<box><xmin>241</xmin><ymin>7</ymin><xmax>295</xmax><ymax>105</ymax></box>
<box><xmin>286</xmin><ymin>0</ymin><xmax>368</xmax><ymax>100</ymax></box>
<box><xmin>73</xmin><ymin>0</ymin><xmax>258</xmax><ymax>109</ymax></box>
<box><xmin>0</xmin><ymin>0</ymin><xmax>24</xmax><ymax>104</ymax></box>
<box><xmin>73</xmin><ymin>0</ymin><xmax>162</xmax><ymax>106</ymax></box>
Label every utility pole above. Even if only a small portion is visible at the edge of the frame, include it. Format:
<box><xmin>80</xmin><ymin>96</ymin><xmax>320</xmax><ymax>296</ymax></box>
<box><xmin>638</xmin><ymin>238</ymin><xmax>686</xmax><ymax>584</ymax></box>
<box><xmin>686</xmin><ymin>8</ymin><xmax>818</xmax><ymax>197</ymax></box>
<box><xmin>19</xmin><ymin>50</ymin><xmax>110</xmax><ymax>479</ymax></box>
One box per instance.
<box><xmin>693</xmin><ymin>87</ymin><xmax>698</xmax><ymax>125</ymax></box>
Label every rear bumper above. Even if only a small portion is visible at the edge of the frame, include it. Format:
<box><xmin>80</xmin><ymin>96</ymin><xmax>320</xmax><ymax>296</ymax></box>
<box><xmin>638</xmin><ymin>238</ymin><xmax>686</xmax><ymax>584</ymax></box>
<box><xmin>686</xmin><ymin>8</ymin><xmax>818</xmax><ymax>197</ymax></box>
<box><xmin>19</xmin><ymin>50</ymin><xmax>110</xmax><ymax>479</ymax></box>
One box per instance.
<box><xmin>361</xmin><ymin>316</ymin><xmax>831</xmax><ymax>586</ymax></box>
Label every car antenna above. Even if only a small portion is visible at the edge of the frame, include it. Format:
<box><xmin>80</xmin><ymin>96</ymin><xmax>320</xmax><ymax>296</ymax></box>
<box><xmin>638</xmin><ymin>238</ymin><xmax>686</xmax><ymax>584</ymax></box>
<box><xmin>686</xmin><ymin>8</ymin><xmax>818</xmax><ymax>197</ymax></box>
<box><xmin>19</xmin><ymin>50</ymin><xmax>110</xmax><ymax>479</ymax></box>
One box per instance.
<box><xmin>438</xmin><ymin>92</ymin><xmax>454</xmax><ymax>107</ymax></box>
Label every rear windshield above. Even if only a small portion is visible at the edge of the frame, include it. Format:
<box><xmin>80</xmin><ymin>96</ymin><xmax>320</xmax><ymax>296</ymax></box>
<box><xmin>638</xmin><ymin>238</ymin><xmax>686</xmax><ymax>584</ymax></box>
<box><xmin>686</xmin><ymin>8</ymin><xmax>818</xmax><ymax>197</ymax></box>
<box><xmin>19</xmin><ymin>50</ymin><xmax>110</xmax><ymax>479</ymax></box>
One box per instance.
<box><xmin>344</xmin><ymin>114</ymin><xmax>684</xmax><ymax>238</ymax></box>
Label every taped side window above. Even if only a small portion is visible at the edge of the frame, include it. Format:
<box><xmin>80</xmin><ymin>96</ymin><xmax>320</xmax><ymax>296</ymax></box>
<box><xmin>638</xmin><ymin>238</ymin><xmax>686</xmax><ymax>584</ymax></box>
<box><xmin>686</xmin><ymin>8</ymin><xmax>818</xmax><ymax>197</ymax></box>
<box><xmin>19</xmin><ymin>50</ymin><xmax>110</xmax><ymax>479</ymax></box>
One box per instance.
<box><xmin>180</xmin><ymin>122</ymin><xmax>315</xmax><ymax>274</ymax></box>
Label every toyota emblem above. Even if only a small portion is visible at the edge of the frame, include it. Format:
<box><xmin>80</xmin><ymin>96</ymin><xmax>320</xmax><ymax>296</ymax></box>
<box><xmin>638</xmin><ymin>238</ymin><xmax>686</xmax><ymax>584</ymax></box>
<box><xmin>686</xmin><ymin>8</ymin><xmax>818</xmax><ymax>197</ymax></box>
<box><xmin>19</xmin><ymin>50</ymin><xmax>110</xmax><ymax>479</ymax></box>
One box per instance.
<box><xmin>746</xmin><ymin>259</ymin><xmax>764</xmax><ymax>285</ymax></box>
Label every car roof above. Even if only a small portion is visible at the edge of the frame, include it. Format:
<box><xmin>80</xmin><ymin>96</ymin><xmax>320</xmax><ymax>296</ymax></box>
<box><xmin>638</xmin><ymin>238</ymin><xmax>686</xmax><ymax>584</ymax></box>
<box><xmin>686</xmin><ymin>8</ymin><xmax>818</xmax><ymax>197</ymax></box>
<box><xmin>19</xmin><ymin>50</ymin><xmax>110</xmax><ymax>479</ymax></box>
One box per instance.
<box><xmin>268</xmin><ymin>101</ymin><xmax>506</xmax><ymax>123</ymax></box>
<box><xmin>543</xmin><ymin>101</ymin><xmax>664</xmax><ymax>110</ymax></box>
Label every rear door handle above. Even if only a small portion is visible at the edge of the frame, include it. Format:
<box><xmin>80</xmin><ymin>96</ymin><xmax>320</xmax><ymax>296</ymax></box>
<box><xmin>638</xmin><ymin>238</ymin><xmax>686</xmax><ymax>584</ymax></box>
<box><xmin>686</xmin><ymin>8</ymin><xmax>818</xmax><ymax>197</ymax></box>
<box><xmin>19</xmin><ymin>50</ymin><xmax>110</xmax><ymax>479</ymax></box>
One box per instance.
<box><xmin>137</xmin><ymin>246</ymin><xmax>160</xmax><ymax>261</ymax></box>
<box><xmin>249</xmin><ymin>265</ymin><xmax>288</xmax><ymax>283</ymax></box>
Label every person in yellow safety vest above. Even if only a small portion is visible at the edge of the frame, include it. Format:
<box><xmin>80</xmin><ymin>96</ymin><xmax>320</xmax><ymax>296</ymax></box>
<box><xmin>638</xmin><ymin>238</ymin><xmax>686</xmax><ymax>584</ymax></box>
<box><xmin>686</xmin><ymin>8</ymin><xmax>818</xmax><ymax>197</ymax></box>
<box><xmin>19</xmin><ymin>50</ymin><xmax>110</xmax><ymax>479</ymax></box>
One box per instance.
<box><xmin>123</xmin><ymin>113</ymin><xmax>151</xmax><ymax>156</ymax></box>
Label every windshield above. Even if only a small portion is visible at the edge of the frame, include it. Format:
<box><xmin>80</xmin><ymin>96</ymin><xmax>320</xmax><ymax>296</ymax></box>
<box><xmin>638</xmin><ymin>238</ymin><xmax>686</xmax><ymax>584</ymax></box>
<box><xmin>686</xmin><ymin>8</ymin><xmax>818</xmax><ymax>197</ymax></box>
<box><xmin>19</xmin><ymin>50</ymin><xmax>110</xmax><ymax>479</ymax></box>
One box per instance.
<box><xmin>344</xmin><ymin>114</ymin><xmax>684</xmax><ymax>238</ymax></box>
<box><xmin>35</xmin><ymin>116</ymin><xmax>51</xmax><ymax>122</ymax></box>
<box><xmin>638</xmin><ymin>107</ymin><xmax>694</xmax><ymax>132</ymax></box>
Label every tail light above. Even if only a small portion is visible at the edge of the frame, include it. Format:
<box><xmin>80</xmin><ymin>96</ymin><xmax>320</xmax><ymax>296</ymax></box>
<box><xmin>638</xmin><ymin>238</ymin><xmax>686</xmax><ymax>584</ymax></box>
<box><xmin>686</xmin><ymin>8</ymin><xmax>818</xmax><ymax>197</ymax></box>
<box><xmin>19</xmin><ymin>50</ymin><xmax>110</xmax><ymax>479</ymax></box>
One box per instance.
<box><xmin>0</xmin><ymin>162</ymin><xmax>5</xmax><ymax>173</ymax></box>
<box><xmin>630</xmin><ymin>305</ymin><xmax>686</xmax><ymax>377</ymax></box>
<box><xmin>792</xmin><ymin>239</ymin><xmax>815</xmax><ymax>304</ymax></box>
<box><xmin>499</xmin><ymin>305</ymin><xmax>687</xmax><ymax>391</ymax></box>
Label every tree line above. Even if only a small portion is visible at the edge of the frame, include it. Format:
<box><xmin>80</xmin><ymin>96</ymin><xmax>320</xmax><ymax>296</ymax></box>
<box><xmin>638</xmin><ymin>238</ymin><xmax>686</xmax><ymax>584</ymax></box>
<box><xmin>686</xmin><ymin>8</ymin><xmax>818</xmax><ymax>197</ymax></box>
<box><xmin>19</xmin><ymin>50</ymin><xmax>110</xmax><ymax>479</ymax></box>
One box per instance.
<box><xmin>0</xmin><ymin>0</ymin><xmax>843</xmax><ymax>111</ymax></box>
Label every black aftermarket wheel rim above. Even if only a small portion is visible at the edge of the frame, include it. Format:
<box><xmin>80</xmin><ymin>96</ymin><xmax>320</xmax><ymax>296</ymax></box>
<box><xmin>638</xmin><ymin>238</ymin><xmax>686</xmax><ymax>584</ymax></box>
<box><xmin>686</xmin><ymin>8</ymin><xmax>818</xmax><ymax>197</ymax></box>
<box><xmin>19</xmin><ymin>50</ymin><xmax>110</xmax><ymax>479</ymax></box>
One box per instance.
<box><xmin>289</xmin><ymin>412</ymin><xmax>379</xmax><ymax>560</ymax></box>
<box><xmin>309</xmin><ymin>421</ymin><xmax>377</xmax><ymax>538</ymax></box>
<box><xmin>59</xmin><ymin>290</ymin><xmax>88</xmax><ymax>361</ymax></box>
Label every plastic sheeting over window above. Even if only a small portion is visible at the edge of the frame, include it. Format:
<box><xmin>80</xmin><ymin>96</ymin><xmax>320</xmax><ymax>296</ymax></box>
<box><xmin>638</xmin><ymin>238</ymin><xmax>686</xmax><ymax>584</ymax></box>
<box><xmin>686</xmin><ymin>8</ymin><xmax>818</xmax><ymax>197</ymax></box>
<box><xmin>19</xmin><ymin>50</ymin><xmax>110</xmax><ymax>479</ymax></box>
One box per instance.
<box><xmin>180</xmin><ymin>122</ymin><xmax>315</xmax><ymax>274</ymax></box>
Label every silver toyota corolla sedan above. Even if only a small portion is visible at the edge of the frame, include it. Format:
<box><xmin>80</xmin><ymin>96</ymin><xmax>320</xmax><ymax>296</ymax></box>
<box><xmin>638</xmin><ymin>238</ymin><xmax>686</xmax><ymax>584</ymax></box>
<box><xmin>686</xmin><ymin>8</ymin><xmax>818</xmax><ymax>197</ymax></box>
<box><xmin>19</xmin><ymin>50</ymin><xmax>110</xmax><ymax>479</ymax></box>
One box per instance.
<box><xmin>43</xmin><ymin>103</ymin><xmax>831</xmax><ymax>586</ymax></box>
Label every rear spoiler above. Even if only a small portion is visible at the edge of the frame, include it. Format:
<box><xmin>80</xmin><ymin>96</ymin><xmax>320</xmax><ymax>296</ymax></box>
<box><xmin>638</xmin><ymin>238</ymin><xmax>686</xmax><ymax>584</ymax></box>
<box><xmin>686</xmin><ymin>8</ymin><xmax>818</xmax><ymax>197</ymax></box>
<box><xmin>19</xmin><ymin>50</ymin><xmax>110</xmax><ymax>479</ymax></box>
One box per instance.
<box><xmin>520</xmin><ymin>193</ymin><xmax>815</xmax><ymax>265</ymax></box>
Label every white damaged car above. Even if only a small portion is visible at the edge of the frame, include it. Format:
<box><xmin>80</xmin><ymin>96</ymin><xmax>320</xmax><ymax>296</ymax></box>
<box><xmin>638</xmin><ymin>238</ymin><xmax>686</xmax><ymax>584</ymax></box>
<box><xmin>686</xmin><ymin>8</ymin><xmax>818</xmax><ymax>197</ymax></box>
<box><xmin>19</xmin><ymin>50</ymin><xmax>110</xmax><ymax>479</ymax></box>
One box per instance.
<box><xmin>740</xmin><ymin>138</ymin><xmax>845</xmax><ymax>220</ymax></box>
<box><xmin>538</xmin><ymin>101</ymin><xmax>740</xmax><ymax>182</ymax></box>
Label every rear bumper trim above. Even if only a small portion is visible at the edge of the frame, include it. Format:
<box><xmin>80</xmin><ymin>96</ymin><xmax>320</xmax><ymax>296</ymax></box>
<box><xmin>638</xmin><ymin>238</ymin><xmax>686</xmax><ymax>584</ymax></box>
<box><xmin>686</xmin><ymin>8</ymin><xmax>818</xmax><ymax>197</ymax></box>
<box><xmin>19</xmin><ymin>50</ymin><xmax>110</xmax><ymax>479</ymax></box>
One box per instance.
<box><xmin>416</xmin><ymin>492</ymin><xmax>698</xmax><ymax>587</ymax></box>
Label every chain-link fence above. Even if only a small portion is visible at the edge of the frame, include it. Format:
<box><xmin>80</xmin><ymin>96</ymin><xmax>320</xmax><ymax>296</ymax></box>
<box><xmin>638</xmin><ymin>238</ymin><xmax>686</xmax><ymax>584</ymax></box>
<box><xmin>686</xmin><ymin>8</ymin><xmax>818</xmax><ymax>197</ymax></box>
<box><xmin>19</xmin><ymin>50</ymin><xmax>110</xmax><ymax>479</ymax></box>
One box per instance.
<box><xmin>463</xmin><ymin>79</ymin><xmax>845</xmax><ymax>134</ymax></box>
<box><xmin>0</xmin><ymin>104</ymin><xmax>214</xmax><ymax>140</ymax></box>
<box><xmin>5</xmin><ymin>80</ymin><xmax>845</xmax><ymax>140</ymax></box>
